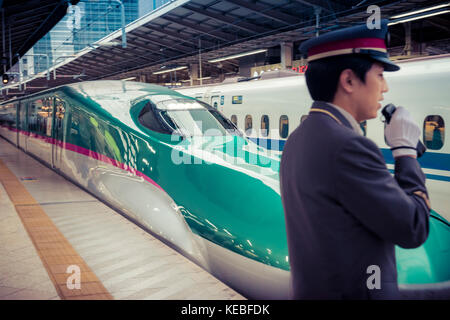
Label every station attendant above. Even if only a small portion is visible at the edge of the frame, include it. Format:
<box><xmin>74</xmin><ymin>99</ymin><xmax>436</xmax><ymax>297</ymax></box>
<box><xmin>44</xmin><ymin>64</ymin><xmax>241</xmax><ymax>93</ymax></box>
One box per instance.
<box><xmin>279</xmin><ymin>20</ymin><xmax>436</xmax><ymax>299</ymax></box>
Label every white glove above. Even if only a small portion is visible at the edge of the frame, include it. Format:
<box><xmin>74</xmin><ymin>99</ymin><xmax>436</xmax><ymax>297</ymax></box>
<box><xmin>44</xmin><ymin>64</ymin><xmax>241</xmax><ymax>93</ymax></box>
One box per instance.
<box><xmin>384</xmin><ymin>106</ymin><xmax>420</xmax><ymax>158</ymax></box>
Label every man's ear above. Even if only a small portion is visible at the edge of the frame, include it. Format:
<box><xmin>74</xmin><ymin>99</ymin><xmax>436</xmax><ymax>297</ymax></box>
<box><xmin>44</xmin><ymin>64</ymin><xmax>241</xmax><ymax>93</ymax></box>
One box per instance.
<box><xmin>339</xmin><ymin>69</ymin><xmax>356</xmax><ymax>94</ymax></box>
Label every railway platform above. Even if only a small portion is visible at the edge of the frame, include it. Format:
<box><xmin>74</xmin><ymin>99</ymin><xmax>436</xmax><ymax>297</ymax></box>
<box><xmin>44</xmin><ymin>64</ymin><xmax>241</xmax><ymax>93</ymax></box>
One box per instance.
<box><xmin>0</xmin><ymin>137</ymin><xmax>245</xmax><ymax>300</ymax></box>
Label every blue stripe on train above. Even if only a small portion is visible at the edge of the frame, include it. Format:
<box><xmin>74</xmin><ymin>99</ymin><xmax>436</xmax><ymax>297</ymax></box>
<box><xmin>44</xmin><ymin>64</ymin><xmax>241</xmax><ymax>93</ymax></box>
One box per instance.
<box><xmin>387</xmin><ymin>169</ymin><xmax>450</xmax><ymax>182</ymax></box>
<box><xmin>248</xmin><ymin>137</ymin><xmax>286</xmax><ymax>151</ymax></box>
<box><xmin>250</xmin><ymin>137</ymin><xmax>450</xmax><ymax>180</ymax></box>
<box><xmin>379</xmin><ymin>148</ymin><xmax>450</xmax><ymax>172</ymax></box>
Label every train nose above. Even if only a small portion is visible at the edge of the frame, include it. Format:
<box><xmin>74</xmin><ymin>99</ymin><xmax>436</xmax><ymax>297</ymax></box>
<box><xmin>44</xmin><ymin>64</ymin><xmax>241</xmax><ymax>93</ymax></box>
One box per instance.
<box><xmin>396</xmin><ymin>209</ymin><xmax>450</xmax><ymax>288</ymax></box>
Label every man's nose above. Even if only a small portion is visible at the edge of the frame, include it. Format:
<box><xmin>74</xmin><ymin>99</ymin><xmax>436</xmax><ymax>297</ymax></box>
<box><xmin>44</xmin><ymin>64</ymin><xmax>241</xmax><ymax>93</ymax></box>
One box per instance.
<box><xmin>382</xmin><ymin>78</ymin><xmax>389</xmax><ymax>93</ymax></box>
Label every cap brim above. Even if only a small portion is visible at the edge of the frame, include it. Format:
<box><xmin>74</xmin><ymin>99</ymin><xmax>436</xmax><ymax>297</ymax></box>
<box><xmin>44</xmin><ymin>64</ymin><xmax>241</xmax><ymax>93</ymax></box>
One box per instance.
<box><xmin>371</xmin><ymin>56</ymin><xmax>400</xmax><ymax>72</ymax></box>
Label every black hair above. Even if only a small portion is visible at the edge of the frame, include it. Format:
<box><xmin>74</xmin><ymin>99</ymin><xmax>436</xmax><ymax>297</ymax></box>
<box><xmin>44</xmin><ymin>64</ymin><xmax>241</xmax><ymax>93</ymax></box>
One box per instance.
<box><xmin>304</xmin><ymin>55</ymin><xmax>375</xmax><ymax>102</ymax></box>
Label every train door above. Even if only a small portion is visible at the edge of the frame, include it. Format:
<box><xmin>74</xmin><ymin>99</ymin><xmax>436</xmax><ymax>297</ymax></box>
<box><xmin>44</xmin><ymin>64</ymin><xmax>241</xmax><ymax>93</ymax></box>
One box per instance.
<box><xmin>18</xmin><ymin>101</ymin><xmax>28</xmax><ymax>151</ymax></box>
<box><xmin>210</xmin><ymin>95</ymin><xmax>220</xmax><ymax>110</ymax></box>
<box><xmin>51</xmin><ymin>97</ymin><xmax>65</xmax><ymax>170</ymax></box>
<box><xmin>15</xmin><ymin>102</ymin><xmax>20</xmax><ymax>146</ymax></box>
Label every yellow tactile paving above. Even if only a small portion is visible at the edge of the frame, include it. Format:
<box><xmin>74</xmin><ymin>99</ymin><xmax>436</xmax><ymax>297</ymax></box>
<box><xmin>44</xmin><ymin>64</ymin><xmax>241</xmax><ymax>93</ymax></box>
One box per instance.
<box><xmin>0</xmin><ymin>159</ymin><xmax>113</xmax><ymax>300</ymax></box>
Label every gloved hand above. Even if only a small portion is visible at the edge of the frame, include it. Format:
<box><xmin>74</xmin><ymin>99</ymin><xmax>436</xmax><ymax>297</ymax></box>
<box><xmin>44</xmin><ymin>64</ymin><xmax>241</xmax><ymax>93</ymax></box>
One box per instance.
<box><xmin>384</xmin><ymin>106</ymin><xmax>420</xmax><ymax>158</ymax></box>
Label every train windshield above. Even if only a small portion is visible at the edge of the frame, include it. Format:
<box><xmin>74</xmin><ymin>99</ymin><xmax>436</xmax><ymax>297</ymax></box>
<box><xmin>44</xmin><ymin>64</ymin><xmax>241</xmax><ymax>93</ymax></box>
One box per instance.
<box><xmin>150</xmin><ymin>98</ymin><xmax>241</xmax><ymax>137</ymax></box>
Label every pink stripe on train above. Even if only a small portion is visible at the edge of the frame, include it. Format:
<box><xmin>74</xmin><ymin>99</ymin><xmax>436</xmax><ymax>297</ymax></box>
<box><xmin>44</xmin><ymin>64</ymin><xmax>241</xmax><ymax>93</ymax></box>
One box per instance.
<box><xmin>8</xmin><ymin>127</ymin><xmax>165</xmax><ymax>192</ymax></box>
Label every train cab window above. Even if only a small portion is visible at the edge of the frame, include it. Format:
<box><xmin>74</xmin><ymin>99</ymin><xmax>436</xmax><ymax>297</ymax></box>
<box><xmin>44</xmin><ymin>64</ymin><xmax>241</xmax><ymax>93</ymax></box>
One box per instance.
<box><xmin>231</xmin><ymin>115</ymin><xmax>237</xmax><ymax>127</ymax></box>
<box><xmin>139</xmin><ymin>98</ymin><xmax>240</xmax><ymax>137</ymax></box>
<box><xmin>245</xmin><ymin>115</ymin><xmax>252</xmax><ymax>136</ymax></box>
<box><xmin>279</xmin><ymin>115</ymin><xmax>289</xmax><ymax>138</ymax></box>
<box><xmin>138</xmin><ymin>102</ymin><xmax>172</xmax><ymax>134</ymax></box>
<box><xmin>261</xmin><ymin>115</ymin><xmax>269</xmax><ymax>137</ymax></box>
<box><xmin>424</xmin><ymin>115</ymin><xmax>445</xmax><ymax>150</ymax></box>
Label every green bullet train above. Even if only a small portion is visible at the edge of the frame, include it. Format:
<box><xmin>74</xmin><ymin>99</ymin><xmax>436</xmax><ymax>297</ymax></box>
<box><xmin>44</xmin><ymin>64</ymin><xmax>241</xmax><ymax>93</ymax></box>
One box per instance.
<box><xmin>0</xmin><ymin>80</ymin><xmax>449</xmax><ymax>299</ymax></box>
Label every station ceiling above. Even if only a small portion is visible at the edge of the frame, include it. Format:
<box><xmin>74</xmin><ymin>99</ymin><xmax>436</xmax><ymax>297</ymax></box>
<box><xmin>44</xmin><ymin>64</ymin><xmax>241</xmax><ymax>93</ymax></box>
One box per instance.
<box><xmin>3</xmin><ymin>0</ymin><xmax>450</xmax><ymax>98</ymax></box>
<box><xmin>0</xmin><ymin>0</ymin><xmax>80</xmax><ymax>76</ymax></box>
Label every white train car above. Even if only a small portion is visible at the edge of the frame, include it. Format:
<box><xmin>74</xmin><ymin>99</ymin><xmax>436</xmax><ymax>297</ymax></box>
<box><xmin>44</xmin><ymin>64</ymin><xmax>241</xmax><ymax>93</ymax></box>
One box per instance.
<box><xmin>177</xmin><ymin>54</ymin><xmax>450</xmax><ymax>221</ymax></box>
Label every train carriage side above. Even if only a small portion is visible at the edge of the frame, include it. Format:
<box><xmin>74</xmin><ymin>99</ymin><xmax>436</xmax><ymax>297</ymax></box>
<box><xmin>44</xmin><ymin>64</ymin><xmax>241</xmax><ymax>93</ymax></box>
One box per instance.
<box><xmin>0</xmin><ymin>85</ymin><xmax>205</xmax><ymax>263</ymax></box>
<box><xmin>51</xmin><ymin>86</ymin><xmax>207</xmax><ymax>262</ymax></box>
<box><xmin>0</xmin><ymin>99</ymin><xmax>19</xmax><ymax>145</ymax></box>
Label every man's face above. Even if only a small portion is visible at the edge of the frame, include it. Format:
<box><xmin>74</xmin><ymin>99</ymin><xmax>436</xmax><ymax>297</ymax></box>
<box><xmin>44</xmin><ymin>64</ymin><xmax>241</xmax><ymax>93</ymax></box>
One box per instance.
<box><xmin>353</xmin><ymin>63</ymin><xmax>389</xmax><ymax>122</ymax></box>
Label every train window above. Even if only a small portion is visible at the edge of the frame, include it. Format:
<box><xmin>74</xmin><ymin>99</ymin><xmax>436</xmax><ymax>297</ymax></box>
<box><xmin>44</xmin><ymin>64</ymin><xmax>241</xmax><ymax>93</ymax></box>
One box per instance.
<box><xmin>261</xmin><ymin>115</ymin><xmax>269</xmax><ymax>137</ymax></box>
<box><xmin>279</xmin><ymin>115</ymin><xmax>289</xmax><ymax>138</ymax></box>
<box><xmin>141</xmin><ymin>98</ymin><xmax>241</xmax><ymax>137</ymax></box>
<box><xmin>360</xmin><ymin>120</ymin><xmax>367</xmax><ymax>136</ymax></box>
<box><xmin>29</xmin><ymin>99</ymin><xmax>52</xmax><ymax>137</ymax></box>
<box><xmin>0</xmin><ymin>103</ymin><xmax>16</xmax><ymax>128</ymax></box>
<box><xmin>28</xmin><ymin>102</ymin><xmax>37</xmax><ymax>132</ymax></box>
<box><xmin>231</xmin><ymin>115</ymin><xmax>237</xmax><ymax>127</ymax></box>
<box><xmin>55</xmin><ymin>98</ymin><xmax>65</xmax><ymax>121</ymax></box>
<box><xmin>423</xmin><ymin>115</ymin><xmax>445</xmax><ymax>150</ymax></box>
<box><xmin>245</xmin><ymin>115</ymin><xmax>252</xmax><ymax>136</ymax></box>
<box><xmin>19</xmin><ymin>102</ymin><xmax>27</xmax><ymax>131</ymax></box>
<box><xmin>54</xmin><ymin>98</ymin><xmax>65</xmax><ymax>132</ymax></box>
<box><xmin>138</xmin><ymin>102</ymin><xmax>172</xmax><ymax>134</ymax></box>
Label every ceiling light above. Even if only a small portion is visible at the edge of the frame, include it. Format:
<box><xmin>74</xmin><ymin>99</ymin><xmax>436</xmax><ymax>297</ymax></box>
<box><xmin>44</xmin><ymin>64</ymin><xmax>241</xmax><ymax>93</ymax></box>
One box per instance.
<box><xmin>98</xmin><ymin>40</ymin><xmax>121</xmax><ymax>47</ymax></box>
<box><xmin>388</xmin><ymin>9</ymin><xmax>450</xmax><ymax>26</ymax></box>
<box><xmin>208</xmin><ymin>49</ymin><xmax>268</xmax><ymax>63</ymax></box>
<box><xmin>390</xmin><ymin>3</ymin><xmax>449</xmax><ymax>19</ymax></box>
<box><xmin>153</xmin><ymin>66</ymin><xmax>188</xmax><ymax>75</ymax></box>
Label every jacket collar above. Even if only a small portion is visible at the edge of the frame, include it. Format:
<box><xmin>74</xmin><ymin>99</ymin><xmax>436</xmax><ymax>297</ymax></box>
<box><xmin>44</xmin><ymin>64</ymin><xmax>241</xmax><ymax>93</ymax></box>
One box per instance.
<box><xmin>310</xmin><ymin>101</ymin><xmax>354</xmax><ymax>131</ymax></box>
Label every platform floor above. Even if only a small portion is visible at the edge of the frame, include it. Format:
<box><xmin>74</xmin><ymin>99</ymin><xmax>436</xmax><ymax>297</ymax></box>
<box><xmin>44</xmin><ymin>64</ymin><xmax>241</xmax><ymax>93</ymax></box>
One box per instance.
<box><xmin>0</xmin><ymin>137</ymin><xmax>245</xmax><ymax>300</ymax></box>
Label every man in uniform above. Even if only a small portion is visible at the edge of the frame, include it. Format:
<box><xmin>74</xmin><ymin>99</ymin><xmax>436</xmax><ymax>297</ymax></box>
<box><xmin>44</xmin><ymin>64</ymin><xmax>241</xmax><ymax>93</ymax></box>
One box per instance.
<box><xmin>279</xmin><ymin>20</ymin><xmax>433</xmax><ymax>299</ymax></box>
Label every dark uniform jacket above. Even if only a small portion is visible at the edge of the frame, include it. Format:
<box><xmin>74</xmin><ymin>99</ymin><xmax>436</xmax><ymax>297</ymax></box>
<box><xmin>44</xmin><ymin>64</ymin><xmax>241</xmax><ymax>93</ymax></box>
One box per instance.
<box><xmin>280</xmin><ymin>101</ymin><xmax>430</xmax><ymax>299</ymax></box>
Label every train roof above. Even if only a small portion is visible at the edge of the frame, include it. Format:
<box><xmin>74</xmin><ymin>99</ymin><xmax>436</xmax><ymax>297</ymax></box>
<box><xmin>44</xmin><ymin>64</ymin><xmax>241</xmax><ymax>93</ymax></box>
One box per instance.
<box><xmin>0</xmin><ymin>80</ymin><xmax>187</xmax><ymax>106</ymax></box>
<box><xmin>1</xmin><ymin>80</ymin><xmax>192</xmax><ymax>136</ymax></box>
<box><xmin>63</xmin><ymin>81</ymin><xmax>190</xmax><ymax>132</ymax></box>
<box><xmin>65</xmin><ymin>80</ymin><xmax>182</xmax><ymax>100</ymax></box>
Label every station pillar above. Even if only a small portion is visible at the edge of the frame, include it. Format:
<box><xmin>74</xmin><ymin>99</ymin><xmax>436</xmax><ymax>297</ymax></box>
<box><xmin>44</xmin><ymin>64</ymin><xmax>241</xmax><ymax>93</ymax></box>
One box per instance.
<box><xmin>280</xmin><ymin>42</ymin><xmax>293</xmax><ymax>69</ymax></box>
<box><xmin>404</xmin><ymin>22</ymin><xmax>412</xmax><ymax>56</ymax></box>
<box><xmin>189</xmin><ymin>63</ymin><xmax>199</xmax><ymax>86</ymax></box>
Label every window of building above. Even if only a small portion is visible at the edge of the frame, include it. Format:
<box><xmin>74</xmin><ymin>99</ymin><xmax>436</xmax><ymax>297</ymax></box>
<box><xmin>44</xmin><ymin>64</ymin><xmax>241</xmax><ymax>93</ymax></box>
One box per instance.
<box><xmin>231</xmin><ymin>115</ymin><xmax>237</xmax><ymax>127</ymax></box>
<box><xmin>424</xmin><ymin>115</ymin><xmax>445</xmax><ymax>150</ymax></box>
<box><xmin>245</xmin><ymin>115</ymin><xmax>252</xmax><ymax>135</ymax></box>
<box><xmin>279</xmin><ymin>115</ymin><xmax>289</xmax><ymax>138</ymax></box>
<box><xmin>261</xmin><ymin>115</ymin><xmax>269</xmax><ymax>137</ymax></box>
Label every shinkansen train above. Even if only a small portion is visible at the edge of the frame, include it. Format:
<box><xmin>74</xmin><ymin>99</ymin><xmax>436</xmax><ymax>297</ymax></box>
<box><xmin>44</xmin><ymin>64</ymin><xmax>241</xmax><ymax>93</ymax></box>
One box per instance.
<box><xmin>0</xmin><ymin>76</ymin><xmax>449</xmax><ymax>299</ymax></box>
